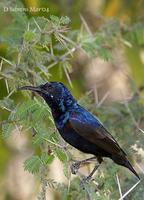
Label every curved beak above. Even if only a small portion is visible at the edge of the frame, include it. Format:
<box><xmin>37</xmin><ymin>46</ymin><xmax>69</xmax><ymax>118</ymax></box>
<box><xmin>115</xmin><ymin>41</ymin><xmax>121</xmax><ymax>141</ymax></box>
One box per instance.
<box><xmin>18</xmin><ymin>85</ymin><xmax>42</xmax><ymax>93</ymax></box>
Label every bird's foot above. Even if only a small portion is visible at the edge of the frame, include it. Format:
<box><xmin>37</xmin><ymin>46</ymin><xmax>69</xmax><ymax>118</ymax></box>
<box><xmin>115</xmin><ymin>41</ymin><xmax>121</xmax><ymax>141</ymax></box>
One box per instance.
<box><xmin>70</xmin><ymin>157</ymin><xmax>97</xmax><ymax>175</ymax></box>
<box><xmin>70</xmin><ymin>161</ymin><xmax>81</xmax><ymax>174</ymax></box>
<box><xmin>80</xmin><ymin>175</ymin><xmax>93</xmax><ymax>189</ymax></box>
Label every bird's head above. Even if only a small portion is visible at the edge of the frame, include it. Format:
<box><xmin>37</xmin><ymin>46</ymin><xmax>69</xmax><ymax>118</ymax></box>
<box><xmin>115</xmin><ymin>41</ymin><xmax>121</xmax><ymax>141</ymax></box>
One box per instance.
<box><xmin>18</xmin><ymin>82</ymin><xmax>76</xmax><ymax>112</ymax></box>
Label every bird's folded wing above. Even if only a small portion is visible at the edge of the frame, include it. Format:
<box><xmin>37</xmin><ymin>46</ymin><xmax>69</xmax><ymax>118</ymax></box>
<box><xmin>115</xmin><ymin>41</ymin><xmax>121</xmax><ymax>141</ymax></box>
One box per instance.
<box><xmin>69</xmin><ymin>111</ymin><xmax>126</xmax><ymax>155</ymax></box>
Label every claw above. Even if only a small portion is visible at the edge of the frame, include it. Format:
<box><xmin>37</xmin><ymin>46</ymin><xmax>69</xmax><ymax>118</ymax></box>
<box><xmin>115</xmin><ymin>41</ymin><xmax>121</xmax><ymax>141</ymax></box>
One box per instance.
<box><xmin>70</xmin><ymin>162</ymin><xmax>81</xmax><ymax>174</ymax></box>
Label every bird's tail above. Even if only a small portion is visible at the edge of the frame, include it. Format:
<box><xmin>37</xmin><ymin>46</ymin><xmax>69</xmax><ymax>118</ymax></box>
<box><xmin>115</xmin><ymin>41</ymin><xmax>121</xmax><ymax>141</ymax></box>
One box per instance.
<box><xmin>112</xmin><ymin>155</ymin><xmax>140</xmax><ymax>180</ymax></box>
<box><xmin>125</xmin><ymin>159</ymin><xmax>140</xmax><ymax>180</ymax></box>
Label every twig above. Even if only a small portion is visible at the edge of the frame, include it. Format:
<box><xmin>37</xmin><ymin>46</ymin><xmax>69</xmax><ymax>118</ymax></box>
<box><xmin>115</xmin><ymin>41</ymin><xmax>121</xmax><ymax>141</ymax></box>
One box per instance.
<box><xmin>116</xmin><ymin>174</ymin><xmax>123</xmax><ymax>199</ymax></box>
<box><xmin>67</xmin><ymin>165</ymin><xmax>72</xmax><ymax>196</ymax></box>
<box><xmin>58</xmin><ymin>33</ymin><xmax>77</xmax><ymax>46</ymax></box>
<box><xmin>136</xmin><ymin>163</ymin><xmax>144</xmax><ymax>174</ymax></box>
<box><xmin>1</xmin><ymin>106</ymin><xmax>11</xmax><ymax>112</ymax></box>
<box><xmin>97</xmin><ymin>91</ymin><xmax>110</xmax><ymax>107</ymax></box>
<box><xmin>0</xmin><ymin>59</ymin><xmax>3</xmax><ymax>71</ymax></box>
<box><xmin>5</xmin><ymin>79</ymin><xmax>10</xmax><ymax>94</ymax></box>
<box><xmin>6</xmin><ymin>89</ymin><xmax>15</xmax><ymax>98</ymax></box>
<box><xmin>124</xmin><ymin>101</ymin><xmax>144</xmax><ymax>134</ymax></box>
<box><xmin>16</xmin><ymin>40</ymin><xmax>24</xmax><ymax>68</ymax></box>
<box><xmin>0</xmin><ymin>120</ymin><xmax>19</xmax><ymax>126</ymax></box>
<box><xmin>27</xmin><ymin>22</ymin><xmax>30</xmax><ymax>31</ymax></box>
<box><xmin>47</xmin><ymin>47</ymin><xmax>76</xmax><ymax>70</ymax></box>
<box><xmin>37</xmin><ymin>142</ymin><xmax>49</xmax><ymax>200</ymax></box>
<box><xmin>138</xmin><ymin>128</ymin><xmax>144</xmax><ymax>134</ymax></box>
<box><xmin>80</xmin><ymin>14</ymin><xmax>93</xmax><ymax>36</ymax></box>
<box><xmin>118</xmin><ymin>180</ymin><xmax>140</xmax><ymax>200</ymax></box>
<box><xmin>42</xmin><ymin>137</ymin><xmax>66</xmax><ymax>148</ymax></box>
<box><xmin>63</xmin><ymin>63</ymin><xmax>73</xmax><ymax>88</ymax></box>
<box><xmin>77</xmin><ymin>173</ymin><xmax>92</xmax><ymax>200</ymax></box>
<box><xmin>50</xmin><ymin>40</ymin><xmax>54</xmax><ymax>58</ymax></box>
<box><xmin>93</xmin><ymin>86</ymin><xmax>98</xmax><ymax>105</ymax></box>
<box><xmin>0</xmin><ymin>56</ymin><xmax>15</xmax><ymax>67</ymax></box>
<box><xmin>55</xmin><ymin>34</ymin><xmax>73</xmax><ymax>56</ymax></box>
<box><xmin>124</xmin><ymin>101</ymin><xmax>138</xmax><ymax>127</ymax></box>
<box><xmin>33</xmin><ymin>18</ymin><xmax>42</xmax><ymax>32</ymax></box>
<box><xmin>38</xmin><ymin>166</ymin><xmax>47</xmax><ymax>200</ymax></box>
<box><xmin>14</xmin><ymin>123</ymin><xmax>21</xmax><ymax>135</ymax></box>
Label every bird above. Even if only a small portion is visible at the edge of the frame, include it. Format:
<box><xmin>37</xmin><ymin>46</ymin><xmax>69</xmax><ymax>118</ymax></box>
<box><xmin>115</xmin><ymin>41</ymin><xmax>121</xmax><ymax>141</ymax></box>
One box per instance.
<box><xmin>18</xmin><ymin>81</ymin><xmax>140</xmax><ymax>186</ymax></box>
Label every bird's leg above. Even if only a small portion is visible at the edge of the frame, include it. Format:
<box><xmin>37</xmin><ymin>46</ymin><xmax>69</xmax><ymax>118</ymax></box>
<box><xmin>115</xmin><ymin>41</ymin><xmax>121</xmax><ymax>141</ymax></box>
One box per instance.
<box><xmin>80</xmin><ymin>157</ymin><xmax>103</xmax><ymax>189</ymax></box>
<box><xmin>70</xmin><ymin>156</ymin><xmax>96</xmax><ymax>175</ymax></box>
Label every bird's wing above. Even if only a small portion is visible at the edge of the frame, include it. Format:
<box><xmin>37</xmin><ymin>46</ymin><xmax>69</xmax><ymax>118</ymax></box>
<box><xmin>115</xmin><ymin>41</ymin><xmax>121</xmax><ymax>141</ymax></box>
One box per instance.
<box><xmin>69</xmin><ymin>110</ymin><xmax>126</xmax><ymax>155</ymax></box>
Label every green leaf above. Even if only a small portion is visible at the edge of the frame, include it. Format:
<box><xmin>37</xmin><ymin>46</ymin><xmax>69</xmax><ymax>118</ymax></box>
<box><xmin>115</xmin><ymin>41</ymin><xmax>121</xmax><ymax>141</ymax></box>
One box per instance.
<box><xmin>97</xmin><ymin>47</ymin><xmax>112</xmax><ymax>61</ymax></box>
<box><xmin>24</xmin><ymin>155</ymin><xmax>41</xmax><ymax>174</ymax></box>
<box><xmin>63</xmin><ymin>162</ymin><xmax>69</xmax><ymax>178</ymax></box>
<box><xmin>55</xmin><ymin>148</ymin><xmax>67</xmax><ymax>162</ymax></box>
<box><xmin>13</xmin><ymin>100</ymin><xmax>38</xmax><ymax>121</ymax></box>
<box><xmin>41</xmin><ymin>153</ymin><xmax>54</xmax><ymax>165</ymax></box>
<box><xmin>32</xmin><ymin>134</ymin><xmax>44</xmax><ymax>146</ymax></box>
<box><xmin>23</xmin><ymin>31</ymin><xmax>36</xmax><ymax>42</ymax></box>
<box><xmin>12</xmin><ymin>100</ymin><xmax>51</xmax><ymax>124</ymax></box>
<box><xmin>32</xmin><ymin>123</ymin><xmax>54</xmax><ymax>146</ymax></box>
<box><xmin>125</xmin><ymin>23</ymin><xmax>144</xmax><ymax>46</ymax></box>
<box><xmin>50</xmin><ymin>15</ymin><xmax>60</xmax><ymax>25</ymax></box>
<box><xmin>31</xmin><ymin>105</ymin><xmax>48</xmax><ymax>123</ymax></box>
<box><xmin>24</xmin><ymin>154</ymin><xmax>54</xmax><ymax>174</ymax></box>
<box><xmin>2</xmin><ymin>123</ymin><xmax>15</xmax><ymax>138</ymax></box>
<box><xmin>0</xmin><ymin>98</ymin><xmax>14</xmax><ymax>111</ymax></box>
<box><xmin>60</xmin><ymin>16</ymin><xmax>71</xmax><ymax>25</ymax></box>
<box><xmin>32</xmin><ymin>131</ymin><xmax>53</xmax><ymax>146</ymax></box>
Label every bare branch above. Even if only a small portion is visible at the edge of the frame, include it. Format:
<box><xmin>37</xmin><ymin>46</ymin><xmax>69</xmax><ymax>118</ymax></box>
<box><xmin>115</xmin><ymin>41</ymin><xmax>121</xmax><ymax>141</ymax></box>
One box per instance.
<box><xmin>119</xmin><ymin>180</ymin><xmax>140</xmax><ymax>200</ymax></box>
<box><xmin>116</xmin><ymin>174</ymin><xmax>123</xmax><ymax>199</ymax></box>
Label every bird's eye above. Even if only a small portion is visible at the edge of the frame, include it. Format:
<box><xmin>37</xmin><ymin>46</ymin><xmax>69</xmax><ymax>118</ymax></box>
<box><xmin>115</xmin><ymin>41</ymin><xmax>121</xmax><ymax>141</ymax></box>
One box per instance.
<box><xmin>47</xmin><ymin>85</ymin><xmax>53</xmax><ymax>89</ymax></box>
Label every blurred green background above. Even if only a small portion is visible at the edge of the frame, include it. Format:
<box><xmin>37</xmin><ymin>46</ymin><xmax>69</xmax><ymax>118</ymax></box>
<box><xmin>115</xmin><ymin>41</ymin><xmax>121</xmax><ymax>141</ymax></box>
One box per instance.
<box><xmin>0</xmin><ymin>0</ymin><xmax>144</xmax><ymax>199</ymax></box>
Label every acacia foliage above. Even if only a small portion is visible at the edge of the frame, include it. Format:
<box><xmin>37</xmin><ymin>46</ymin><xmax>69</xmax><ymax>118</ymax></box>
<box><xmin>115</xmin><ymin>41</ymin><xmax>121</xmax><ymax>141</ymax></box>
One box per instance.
<box><xmin>0</xmin><ymin>1</ymin><xmax>144</xmax><ymax>199</ymax></box>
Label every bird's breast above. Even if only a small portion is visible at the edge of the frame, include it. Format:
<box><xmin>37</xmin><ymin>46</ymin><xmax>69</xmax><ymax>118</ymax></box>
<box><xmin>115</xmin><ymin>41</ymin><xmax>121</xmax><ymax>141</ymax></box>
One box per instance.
<box><xmin>54</xmin><ymin>111</ymin><xmax>70</xmax><ymax>129</ymax></box>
